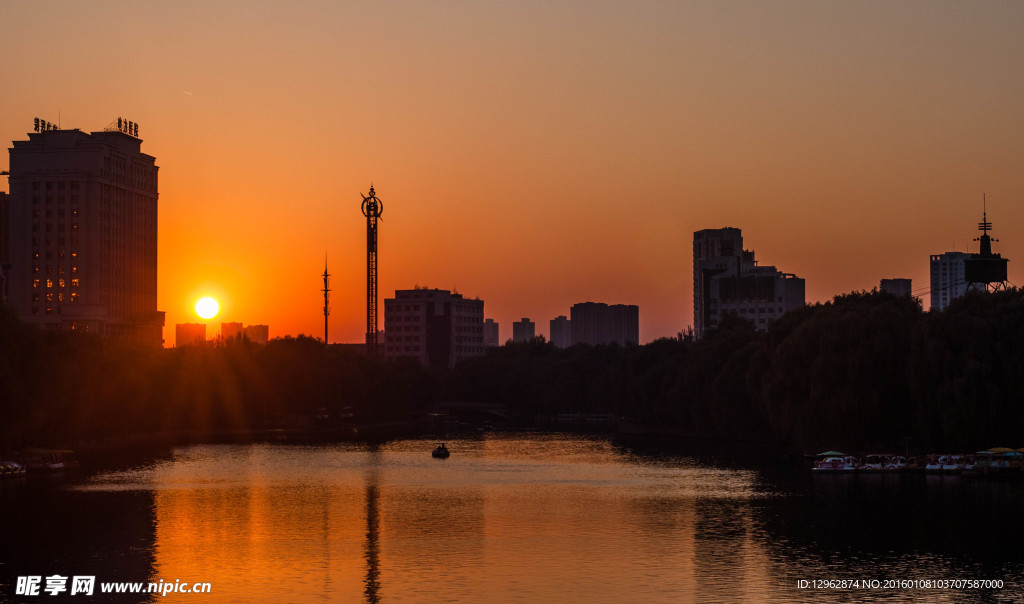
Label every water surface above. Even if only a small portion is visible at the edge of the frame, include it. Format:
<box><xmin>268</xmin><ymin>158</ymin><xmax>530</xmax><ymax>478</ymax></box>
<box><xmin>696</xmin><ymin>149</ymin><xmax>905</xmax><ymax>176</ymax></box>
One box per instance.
<box><xmin>2</xmin><ymin>434</ymin><xmax>1022</xmax><ymax>602</ymax></box>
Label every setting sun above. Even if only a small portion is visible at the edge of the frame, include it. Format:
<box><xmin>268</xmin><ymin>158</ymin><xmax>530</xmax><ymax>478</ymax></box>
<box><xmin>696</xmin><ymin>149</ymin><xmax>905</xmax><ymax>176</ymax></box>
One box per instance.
<box><xmin>195</xmin><ymin>297</ymin><xmax>220</xmax><ymax>320</ymax></box>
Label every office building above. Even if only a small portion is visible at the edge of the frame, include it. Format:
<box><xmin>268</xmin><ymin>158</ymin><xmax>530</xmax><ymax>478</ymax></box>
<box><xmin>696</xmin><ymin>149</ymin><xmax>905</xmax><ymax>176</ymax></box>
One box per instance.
<box><xmin>512</xmin><ymin>318</ymin><xmax>535</xmax><ymax>342</ymax></box>
<box><xmin>930</xmin><ymin>252</ymin><xmax>969</xmax><ymax>311</ymax></box>
<box><xmin>176</xmin><ymin>323</ymin><xmax>206</xmax><ymax>347</ymax></box>
<box><xmin>483</xmin><ymin>318</ymin><xmax>500</xmax><ymax>348</ymax></box>
<box><xmin>222</xmin><ymin>322</ymin><xmax>243</xmax><ymax>340</ymax></box>
<box><xmin>693</xmin><ymin>228</ymin><xmax>804</xmax><ymax>339</ymax></box>
<box><xmin>243</xmin><ymin>324</ymin><xmax>269</xmax><ymax>345</ymax></box>
<box><xmin>5</xmin><ymin>122</ymin><xmax>164</xmax><ymax>344</ymax></box>
<box><xmin>383</xmin><ymin>288</ymin><xmax>484</xmax><ymax>368</ymax></box>
<box><xmin>880</xmin><ymin>278</ymin><xmax>912</xmax><ymax>297</ymax></box>
<box><xmin>0</xmin><ymin>192</ymin><xmax>9</xmax><ymax>304</ymax></box>
<box><xmin>221</xmin><ymin>321</ymin><xmax>269</xmax><ymax>345</ymax></box>
<box><xmin>570</xmin><ymin>302</ymin><xmax>639</xmax><ymax>346</ymax></box>
<box><xmin>549</xmin><ymin>315</ymin><xmax>571</xmax><ymax>348</ymax></box>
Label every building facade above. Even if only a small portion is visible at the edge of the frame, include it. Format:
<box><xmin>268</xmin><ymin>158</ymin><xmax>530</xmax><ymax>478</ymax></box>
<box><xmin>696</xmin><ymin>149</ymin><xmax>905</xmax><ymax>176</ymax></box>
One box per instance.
<box><xmin>483</xmin><ymin>318</ymin><xmax>500</xmax><ymax>348</ymax></box>
<box><xmin>569</xmin><ymin>302</ymin><xmax>639</xmax><ymax>346</ymax></box>
<box><xmin>175</xmin><ymin>323</ymin><xmax>206</xmax><ymax>346</ymax></box>
<box><xmin>243</xmin><ymin>324</ymin><xmax>269</xmax><ymax>345</ymax></box>
<box><xmin>6</xmin><ymin>125</ymin><xmax>163</xmax><ymax>344</ymax></box>
<box><xmin>549</xmin><ymin>315</ymin><xmax>571</xmax><ymax>348</ymax></box>
<box><xmin>880</xmin><ymin>278</ymin><xmax>912</xmax><ymax>297</ymax></box>
<box><xmin>930</xmin><ymin>252</ymin><xmax>969</xmax><ymax>311</ymax></box>
<box><xmin>693</xmin><ymin>228</ymin><xmax>804</xmax><ymax>339</ymax></box>
<box><xmin>512</xmin><ymin>318</ymin><xmax>535</xmax><ymax>342</ymax></box>
<box><xmin>383</xmin><ymin>288</ymin><xmax>484</xmax><ymax>368</ymax></box>
<box><xmin>0</xmin><ymin>191</ymin><xmax>9</xmax><ymax>304</ymax></box>
<box><xmin>221</xmin><ymin>321</ymin><xmax>269</xmax><ymax>345</ymax></box>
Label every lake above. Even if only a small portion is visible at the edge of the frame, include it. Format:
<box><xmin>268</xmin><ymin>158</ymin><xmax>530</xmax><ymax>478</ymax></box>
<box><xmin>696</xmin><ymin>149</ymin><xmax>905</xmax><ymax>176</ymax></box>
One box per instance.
<box><xmin>1</xmin><ymin>433</ymin><xmax>1022</xmax><ymax>602</ymax></box>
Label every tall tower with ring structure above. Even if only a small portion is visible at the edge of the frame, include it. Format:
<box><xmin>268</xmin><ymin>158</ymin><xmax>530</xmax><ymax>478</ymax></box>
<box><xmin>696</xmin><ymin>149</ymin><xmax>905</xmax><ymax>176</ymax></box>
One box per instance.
<box><xmin>361</xmin><ymin>186</ymin><xmax>383</xmax><ymax>354</ymax></box>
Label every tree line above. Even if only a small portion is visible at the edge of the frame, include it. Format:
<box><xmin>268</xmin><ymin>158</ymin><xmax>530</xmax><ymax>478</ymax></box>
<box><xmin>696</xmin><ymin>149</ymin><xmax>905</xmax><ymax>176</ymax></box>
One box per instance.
<box><xmin>2</xmin><ymin>288</ymin><xmax>1022</xmax><ymax>452</ymax></box>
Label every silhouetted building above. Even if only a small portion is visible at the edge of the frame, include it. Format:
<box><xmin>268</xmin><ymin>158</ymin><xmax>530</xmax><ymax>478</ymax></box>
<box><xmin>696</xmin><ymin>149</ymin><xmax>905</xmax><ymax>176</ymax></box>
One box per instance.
<box><xmin>549</xmin><ymin>315</ymin><xmax>571</xmax><ymax>348</ymax></box>
<box><xmin>222</xmin><ymin>322</ymin><xmax>243</xmax><ymax>340</ymax></box>
<box><xmin>221</xmin><ymin>321</ymin><xmax>269</xmax><ymax>345</ymax></box>
<box><xmin>570</xmin><ymin>302</ymin><xmax>639</xmax><ymax>346</ymax></box>
<box><xmin>930</xmin><ymin>252</ymin><xmax>969</xmax><ymax>311</ymax></box>
<box><xmin>0</xmin><ymin>191</ymin><xmax>9</xmax><ymax>263</ymax></box>
<box><xmin>880</xmin><ymin>278</ymin><xmax>912</xmax><ymax>297</ymax></box>
<box><xmin>964</xmin><ymin>207</ymin><xmax>1009</xmax><ymax>292</ymax></box>
<box><xmin>483</xmin><ymin>318</ymin><xmax>500</xmax><ymax>348</ymax></box>
<box><xmin>176</xmin><ymin>323</ymin><xmax>206</xmax><ymax>346</ymax></box>
<box><xmin>512</xmin><ymin>318</ymin><xmax>535</xmax><ymax>343</ymax></box>
<box><xmin>693</xmin><ymin>228</ymin><xmax>804</xmax><ymax>339</ymax></box>
<box><xmin>0</xmin><ymin>191</ymin><xmax>9</xmax><ymax>304</ymax></box>
<box><xmin>6</xmin><ymin>124</ymin><xmax>164</xmax><ymax>344</ymax></box>
<box><xmin>383</xmin><ymin>288</ymin><xmax>484</xmax><ymax>368</ymax></box>
<box><xmin>243</xmin><ymin>324</ymin><xmax>269</xmax><ymax>345</ymax></box>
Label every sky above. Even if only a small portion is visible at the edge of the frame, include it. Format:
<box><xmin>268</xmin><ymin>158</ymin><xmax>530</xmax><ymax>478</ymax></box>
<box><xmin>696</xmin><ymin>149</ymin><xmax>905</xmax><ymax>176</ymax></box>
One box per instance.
<box><xmin>3</xmin><ymin>1</ymin><xmax>1024</xmax><ymax>346</ymax></box>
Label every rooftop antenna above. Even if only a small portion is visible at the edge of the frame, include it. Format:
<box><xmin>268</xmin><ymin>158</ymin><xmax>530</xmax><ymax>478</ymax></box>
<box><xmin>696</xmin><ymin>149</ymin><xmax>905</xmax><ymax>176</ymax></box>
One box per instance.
<box><xmin>965</xmin><ymin>193</ymin><xmax>1009</xmax><ymax>293</ymax></box>
<box><xmin>322</xmin><ymin>254</ymin><xmax>331</xmax><ymax>344</ymax></box>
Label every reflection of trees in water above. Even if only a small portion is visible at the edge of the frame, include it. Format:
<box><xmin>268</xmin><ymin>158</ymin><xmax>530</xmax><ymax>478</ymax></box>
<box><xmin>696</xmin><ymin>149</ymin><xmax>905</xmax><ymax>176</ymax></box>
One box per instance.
<box><xmin>364</xmin><ymin>450</ymin><xmax>382</xmax><ymax>604</ymax></box>
<box><xmin>755</xmin><ymin>474</ymin><xmax>1024</xmax><ymax>572</ymax></box>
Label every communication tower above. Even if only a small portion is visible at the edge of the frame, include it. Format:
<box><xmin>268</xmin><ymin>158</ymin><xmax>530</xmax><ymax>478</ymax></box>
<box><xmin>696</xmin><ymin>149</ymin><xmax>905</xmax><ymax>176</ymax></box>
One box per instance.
<box><xmin>361</xmin><ymin>186</ymin><xmax>383</xmax><ymax>354</ymax></box>
<box><xmin>322</xmin><ymin>257</ymin><xmax>331</xmax><ymax>344</ymax></box>
<box><xmin>964</xmin><ymin>195</ymin><xmax>1010</xmax><ymax>292</ymax></box>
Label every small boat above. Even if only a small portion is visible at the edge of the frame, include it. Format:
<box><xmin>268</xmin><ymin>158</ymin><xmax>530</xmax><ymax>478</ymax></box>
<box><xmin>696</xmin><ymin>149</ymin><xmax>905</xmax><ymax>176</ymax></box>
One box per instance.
<box><xmin>861</xmin><ymin>454</ymin><xmax>908</xmax><ymax>471</ymax></box>
<box><xmin>924</xmin><ymin>454</ymin><xmax>946</xmax><ymax>473</ymax></box>
<box><xmin>21</xmin><ymin>449</ymin><xmax>79</xmax><ymax>473</ymax></box>
<box><xmin>812</xmin><ymin>454</ymin><xmax>859</xmax><ymax>472</ymax></box>
<box><xmin>0</xmin><ymin>461</ymin><xmax>27</xmax><ymax>478</ymax></box>
<box><xmin>432</xmin><ymin>443</ymin><xmax>450</xmax><ymax>459</ymax></box>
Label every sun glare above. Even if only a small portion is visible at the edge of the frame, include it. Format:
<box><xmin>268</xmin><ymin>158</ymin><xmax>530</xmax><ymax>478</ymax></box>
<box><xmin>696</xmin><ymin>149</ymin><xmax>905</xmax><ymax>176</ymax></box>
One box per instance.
<box><xmin>195</xmin><ymin>297</ymin><xmax>220</xmax><ymax>320</ymax></box>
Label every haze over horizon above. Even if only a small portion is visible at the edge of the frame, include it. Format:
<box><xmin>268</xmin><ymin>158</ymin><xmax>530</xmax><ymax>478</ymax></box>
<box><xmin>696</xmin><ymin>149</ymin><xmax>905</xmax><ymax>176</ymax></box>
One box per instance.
<box><xmin>3</xmin><ymin>1</ymin><xmax>1023</xmax><ymax>346</ymax></box>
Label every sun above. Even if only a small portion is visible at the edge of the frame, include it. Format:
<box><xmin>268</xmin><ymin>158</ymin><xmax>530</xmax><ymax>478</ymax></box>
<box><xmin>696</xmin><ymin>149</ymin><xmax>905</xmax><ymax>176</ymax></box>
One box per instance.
<box><xmin>195</xmin><ymin>297</ymin><xmax>220</xmax><ymax>320</ymax></box>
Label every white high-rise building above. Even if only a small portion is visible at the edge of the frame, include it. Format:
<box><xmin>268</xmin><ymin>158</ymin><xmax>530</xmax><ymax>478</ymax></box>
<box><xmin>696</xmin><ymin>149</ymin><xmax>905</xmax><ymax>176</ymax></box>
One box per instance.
<box><xmin>929</xmin><ymin>252</ymin><xmax>969</xmax><ymax>311</ymax></box>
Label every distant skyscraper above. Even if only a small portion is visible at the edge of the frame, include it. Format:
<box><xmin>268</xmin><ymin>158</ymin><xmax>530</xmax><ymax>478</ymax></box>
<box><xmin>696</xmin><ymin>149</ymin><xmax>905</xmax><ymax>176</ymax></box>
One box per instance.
<box><xmin>222</xmin><ymin>322</ymin><xmax>244</xmax><ymax>340</ymax></box>
<box><xmin>929</xmin><ymin>252</ymin><xmax>969</xmax><ymax>311</ymax></box>
<box><xmin>383</xmin><ymin>288</ymin><xmax>484</xmax><ymax>368</ymax></box>
<box><xmin>483</xmin><ymin>318</ymin><xmax>500</xmax><ymax>348</ymax></box>
<box><xmin>243</xmin><ymin>324</ymin><xmax>269</xmax><ymax>345</ymax></box>
<box><xmin>880</xmin><ymin>278</ymin><xmax>912</xmax><ymax>297</ymax></box>
<box><xmin>176</xmin><ymin>323</ymin><xmax>206</xmax><ymax>346</ymax></box>
<box><xmin>693</xmin><ymin>228</ymin><xmax>804</xmax><ymax>339</ymax></box>
<box><xmin>6</xmin><ymin>122</ymin><xmax>164</xmax><ymax>344</ymax></box>
<box><xmin>549</xmin><ymin>315</ymin><xmax>571</xmax><ymax>348</ymax></box>
<box><xmin>0</xmin><ymin>191</ymin><xmax>9</xmax><ymax>304</ymax></box>
<box><xmin>512</xmin><ymin>318</ymin><xmax>535</xmax><ymax>342</ymax></box>
<box><xmin>570</xmin><ymin>302</ymin><xmax>639</xmax><ymax>346</ymax></box>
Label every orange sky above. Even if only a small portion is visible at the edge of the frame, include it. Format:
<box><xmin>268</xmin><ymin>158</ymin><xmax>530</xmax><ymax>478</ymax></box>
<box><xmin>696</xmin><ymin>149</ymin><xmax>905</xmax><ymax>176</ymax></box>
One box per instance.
<box><xmin>3</xmin><ymin>1</ymin><xmax>1024</xmax><ymax>346</ymax></box>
